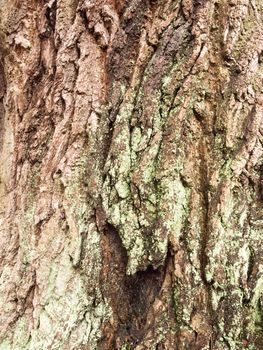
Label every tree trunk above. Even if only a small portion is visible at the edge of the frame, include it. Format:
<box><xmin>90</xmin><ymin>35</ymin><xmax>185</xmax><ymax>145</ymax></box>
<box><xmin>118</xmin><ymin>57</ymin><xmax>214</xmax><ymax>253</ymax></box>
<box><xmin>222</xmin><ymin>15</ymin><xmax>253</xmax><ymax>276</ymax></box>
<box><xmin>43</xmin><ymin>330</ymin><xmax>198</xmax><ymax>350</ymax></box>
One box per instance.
<box><xmin>0</xmin><ymin>0</ymin><xmax>263</xmax><ymax>349</ymax></box>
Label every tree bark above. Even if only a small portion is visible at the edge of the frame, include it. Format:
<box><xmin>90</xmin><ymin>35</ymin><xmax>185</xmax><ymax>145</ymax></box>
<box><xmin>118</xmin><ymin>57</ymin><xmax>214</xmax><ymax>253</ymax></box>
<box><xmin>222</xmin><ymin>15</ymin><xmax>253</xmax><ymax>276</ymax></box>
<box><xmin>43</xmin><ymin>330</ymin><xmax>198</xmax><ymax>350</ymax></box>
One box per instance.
<box><xmin>0</xmin><ymin>0</ymin><xmax>263</xmax><ymax>349</ymax></box>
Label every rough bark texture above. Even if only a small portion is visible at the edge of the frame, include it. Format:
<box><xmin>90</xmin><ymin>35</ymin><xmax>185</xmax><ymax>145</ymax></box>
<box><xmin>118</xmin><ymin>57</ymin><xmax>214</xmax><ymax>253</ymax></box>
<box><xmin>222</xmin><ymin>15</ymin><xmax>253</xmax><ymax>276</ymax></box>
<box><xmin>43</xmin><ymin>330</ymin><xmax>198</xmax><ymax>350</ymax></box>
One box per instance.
<box><xmin>0</xmin><ymin>0</ymin><xmax>263</xmax><ymax>349</ymax></box>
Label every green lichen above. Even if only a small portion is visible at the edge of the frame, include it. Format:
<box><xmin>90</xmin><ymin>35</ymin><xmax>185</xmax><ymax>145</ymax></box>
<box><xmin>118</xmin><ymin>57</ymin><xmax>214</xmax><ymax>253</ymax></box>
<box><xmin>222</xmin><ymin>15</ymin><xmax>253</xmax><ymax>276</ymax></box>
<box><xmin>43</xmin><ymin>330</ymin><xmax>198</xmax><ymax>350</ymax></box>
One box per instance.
<box><xmin>0</xmin><ymin>340</ymin><xmax>12</xmax><ymax>350</ymax></box>
<box><xmin>120</xmin><ymin>343</ymin><xmax>133</xmax><ymax>350</ymax></box>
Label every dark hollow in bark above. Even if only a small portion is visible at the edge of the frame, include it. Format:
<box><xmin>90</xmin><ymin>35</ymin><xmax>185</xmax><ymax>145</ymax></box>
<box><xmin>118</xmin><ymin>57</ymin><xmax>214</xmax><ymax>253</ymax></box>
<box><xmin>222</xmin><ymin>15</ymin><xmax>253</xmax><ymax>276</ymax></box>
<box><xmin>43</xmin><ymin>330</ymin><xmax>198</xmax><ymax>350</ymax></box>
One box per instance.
<box><xmin>0</xmin><ymin>0</ymin><xmax>263</xmax><ymax>349</ymax></box>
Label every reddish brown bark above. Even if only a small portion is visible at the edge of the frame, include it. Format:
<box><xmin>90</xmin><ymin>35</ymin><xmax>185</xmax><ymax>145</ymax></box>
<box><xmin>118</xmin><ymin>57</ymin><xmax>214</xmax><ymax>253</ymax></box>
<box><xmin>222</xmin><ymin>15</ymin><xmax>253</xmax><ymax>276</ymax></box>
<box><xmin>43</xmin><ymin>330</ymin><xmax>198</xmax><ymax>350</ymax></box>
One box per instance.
<box><xmin>0</xmin><ymin>1</ymin><xmax>263</xmax><ymax>349</ymax></box>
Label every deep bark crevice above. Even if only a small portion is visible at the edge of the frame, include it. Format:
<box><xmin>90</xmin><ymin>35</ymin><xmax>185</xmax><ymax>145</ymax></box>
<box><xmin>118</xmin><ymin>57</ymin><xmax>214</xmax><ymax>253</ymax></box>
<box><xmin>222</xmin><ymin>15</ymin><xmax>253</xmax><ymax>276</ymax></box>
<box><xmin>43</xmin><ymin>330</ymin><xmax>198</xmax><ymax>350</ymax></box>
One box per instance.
<box><xmin>100</xmin><ymin>222</ymin><xmax>170</xmax><ymax>348</ymax></box>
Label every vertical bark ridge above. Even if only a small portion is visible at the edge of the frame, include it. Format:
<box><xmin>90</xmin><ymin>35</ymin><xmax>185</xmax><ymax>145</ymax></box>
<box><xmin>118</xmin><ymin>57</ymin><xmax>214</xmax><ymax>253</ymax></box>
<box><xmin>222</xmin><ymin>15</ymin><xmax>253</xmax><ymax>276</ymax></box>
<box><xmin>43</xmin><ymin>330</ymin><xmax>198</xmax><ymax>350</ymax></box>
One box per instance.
<box><xmin>0</xmin><ymin>0</ymin><xmax>263</xmax><ymax>349</ymax></box>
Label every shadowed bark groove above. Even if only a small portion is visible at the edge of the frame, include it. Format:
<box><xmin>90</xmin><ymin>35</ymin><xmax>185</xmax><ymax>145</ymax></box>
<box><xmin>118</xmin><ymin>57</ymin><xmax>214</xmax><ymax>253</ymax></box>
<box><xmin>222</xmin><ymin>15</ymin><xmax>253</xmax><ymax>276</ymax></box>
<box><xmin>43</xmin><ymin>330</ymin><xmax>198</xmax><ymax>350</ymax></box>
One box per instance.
<box><xmin>0</xmin><ymin>0</ymin><xmax>263</xmax><ymax>349</ymax></box>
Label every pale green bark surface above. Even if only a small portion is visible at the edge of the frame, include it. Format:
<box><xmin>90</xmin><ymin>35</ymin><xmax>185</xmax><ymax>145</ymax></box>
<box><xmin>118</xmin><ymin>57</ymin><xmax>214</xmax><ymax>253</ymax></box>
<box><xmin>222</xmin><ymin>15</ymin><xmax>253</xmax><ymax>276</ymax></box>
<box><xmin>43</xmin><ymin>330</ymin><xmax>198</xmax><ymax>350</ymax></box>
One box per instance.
<box><xmin>0</xmin><ymin>0</ymin><xmax>263</xmax><ymax>349</ymax></box>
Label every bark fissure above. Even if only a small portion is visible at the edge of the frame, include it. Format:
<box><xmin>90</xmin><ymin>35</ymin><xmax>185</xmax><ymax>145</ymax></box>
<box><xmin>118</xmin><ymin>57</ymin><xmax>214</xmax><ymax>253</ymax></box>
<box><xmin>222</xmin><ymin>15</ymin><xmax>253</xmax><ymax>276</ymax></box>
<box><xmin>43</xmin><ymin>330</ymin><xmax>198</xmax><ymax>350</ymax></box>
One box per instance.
<box><xmin>1</xmin><ymin>0</ymin><xmax>263</xmax><ymax>349</ymax></box>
